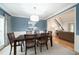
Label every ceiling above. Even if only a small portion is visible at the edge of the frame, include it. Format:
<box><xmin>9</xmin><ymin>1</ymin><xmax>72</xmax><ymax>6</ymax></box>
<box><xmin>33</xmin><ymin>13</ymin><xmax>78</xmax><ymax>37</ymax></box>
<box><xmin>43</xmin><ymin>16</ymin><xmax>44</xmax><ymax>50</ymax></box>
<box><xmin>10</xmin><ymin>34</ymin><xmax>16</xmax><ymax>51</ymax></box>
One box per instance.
<box><xmin>0</xmin><ymin>3</ymin><xmax>76</xmax><ymax>20</ymax></box>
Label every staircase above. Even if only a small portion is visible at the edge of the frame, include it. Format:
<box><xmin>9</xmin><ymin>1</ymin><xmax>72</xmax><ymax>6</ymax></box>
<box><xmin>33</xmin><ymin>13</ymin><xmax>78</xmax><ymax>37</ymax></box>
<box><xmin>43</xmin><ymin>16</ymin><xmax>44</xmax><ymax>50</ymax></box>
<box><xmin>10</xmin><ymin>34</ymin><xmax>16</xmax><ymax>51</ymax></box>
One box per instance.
<box><xmin>54</xmin><ymin>19</ymin><xmax>64</xmax><ymax>31</ymax></box>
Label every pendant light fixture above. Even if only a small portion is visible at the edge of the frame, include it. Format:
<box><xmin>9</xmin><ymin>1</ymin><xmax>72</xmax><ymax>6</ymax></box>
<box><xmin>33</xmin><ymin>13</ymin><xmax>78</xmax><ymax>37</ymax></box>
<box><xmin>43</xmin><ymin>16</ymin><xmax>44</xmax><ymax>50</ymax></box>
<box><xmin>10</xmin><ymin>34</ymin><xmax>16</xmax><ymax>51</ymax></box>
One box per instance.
<box><xmin>30</xmin><ymin>6</ymin><xmax>39</xmax><ymax>21</ymax></box>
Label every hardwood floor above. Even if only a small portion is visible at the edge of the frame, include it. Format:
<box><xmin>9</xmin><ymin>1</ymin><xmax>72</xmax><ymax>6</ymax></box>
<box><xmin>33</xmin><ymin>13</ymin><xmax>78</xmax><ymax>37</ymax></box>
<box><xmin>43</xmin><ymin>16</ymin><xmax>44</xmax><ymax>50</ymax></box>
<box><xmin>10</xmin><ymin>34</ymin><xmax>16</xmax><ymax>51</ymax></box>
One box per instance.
<box><xmin>53</xmin><ymin>36</ymin><xmax>74</xmax><ymax>51</ymax></box>
<box><xmin>0</xmin><ymin>40</ymin><xmax>75</xmax><ymax>55</ymax></box>
<box><xmin>0</xmin><ymin>36</ymin><xmax>75</xmax><ymax>55</ymax></box>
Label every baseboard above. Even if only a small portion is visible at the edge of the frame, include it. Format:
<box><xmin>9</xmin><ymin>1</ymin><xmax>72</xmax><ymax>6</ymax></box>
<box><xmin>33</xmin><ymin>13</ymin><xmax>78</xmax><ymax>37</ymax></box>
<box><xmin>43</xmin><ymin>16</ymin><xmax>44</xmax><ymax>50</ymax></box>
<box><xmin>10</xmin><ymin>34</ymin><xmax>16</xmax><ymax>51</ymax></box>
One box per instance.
<box><xmin>0</xmin><ymin>43</ymin><xmax>9</xmax><ymax>51</ymax></box>
<box><xmin>74</xmin><ymin>51</ymin><xmax>79</xmax><ymax>55</ymax></box>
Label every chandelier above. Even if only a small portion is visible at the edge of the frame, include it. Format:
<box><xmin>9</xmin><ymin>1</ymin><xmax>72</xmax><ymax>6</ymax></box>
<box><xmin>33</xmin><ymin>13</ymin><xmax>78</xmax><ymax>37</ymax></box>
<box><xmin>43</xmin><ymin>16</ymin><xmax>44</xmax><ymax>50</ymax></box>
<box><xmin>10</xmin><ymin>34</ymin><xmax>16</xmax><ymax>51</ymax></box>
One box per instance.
<box><xmin>30</xmin><ymin>7</ymin><xmax>39</xmax><ymax>21</ymax></box>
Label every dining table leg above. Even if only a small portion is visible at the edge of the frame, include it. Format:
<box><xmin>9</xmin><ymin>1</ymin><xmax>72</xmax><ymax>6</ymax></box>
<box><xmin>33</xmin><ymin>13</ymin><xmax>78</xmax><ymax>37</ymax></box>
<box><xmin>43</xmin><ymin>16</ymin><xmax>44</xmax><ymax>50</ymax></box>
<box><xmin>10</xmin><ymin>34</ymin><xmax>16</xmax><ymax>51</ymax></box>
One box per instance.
<box><xmin>14</xmin><ymin>41</ymin><xmax>16</xmax><ymax>55</ymax></box>
<box><xmin>50</xmin><ymin>36</ymin><xmax>53</xmax><ymax>47</ymax></box>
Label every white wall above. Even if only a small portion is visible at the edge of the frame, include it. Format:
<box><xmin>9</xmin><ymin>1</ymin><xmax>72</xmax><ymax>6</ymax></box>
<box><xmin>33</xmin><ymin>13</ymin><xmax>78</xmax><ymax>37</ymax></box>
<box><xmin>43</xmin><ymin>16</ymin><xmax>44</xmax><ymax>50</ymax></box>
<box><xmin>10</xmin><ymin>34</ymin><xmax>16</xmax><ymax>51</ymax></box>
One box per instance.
<box><xmin>47</xmin><ymin>7</ymin><xmax>77</xmax><ymax>52</ymax></box>
<box><xmin>47</xmin><ymin>7</ymin><xmax>76</xmax><ymax>32</ymax></box>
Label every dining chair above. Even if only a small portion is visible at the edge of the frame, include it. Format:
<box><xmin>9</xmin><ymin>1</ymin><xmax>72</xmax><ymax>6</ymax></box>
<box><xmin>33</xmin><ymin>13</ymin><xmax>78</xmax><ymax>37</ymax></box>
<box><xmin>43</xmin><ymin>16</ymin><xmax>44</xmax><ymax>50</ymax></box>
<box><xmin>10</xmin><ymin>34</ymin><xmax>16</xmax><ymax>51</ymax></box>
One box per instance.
<box><xmin>37</xmin><ymin>33</ymin><xmax>48</xmax><ymax>52</ymax></box>
<box><xmin>24</xmin><ymin>34</ymin><xmax>37</xmax><ymax>55</ymax></box>
<box><xmin>7</xmin><ymin>32</ymin><xmax>23</xmax><ymax>55</ymax></box>
<box><xmin>48</xmin><ymin>31</ymin><xmax>52</xmax><ymax>36</ymax></box>
<box><xmin>48</xmin><ymin>31</ymin><xmax>53</xmax><ymax>46</ymax></box>
<box><xmin>34</xmin><ymin>30</ymin><xmax>39</xmax><ymax>34</ymax></box>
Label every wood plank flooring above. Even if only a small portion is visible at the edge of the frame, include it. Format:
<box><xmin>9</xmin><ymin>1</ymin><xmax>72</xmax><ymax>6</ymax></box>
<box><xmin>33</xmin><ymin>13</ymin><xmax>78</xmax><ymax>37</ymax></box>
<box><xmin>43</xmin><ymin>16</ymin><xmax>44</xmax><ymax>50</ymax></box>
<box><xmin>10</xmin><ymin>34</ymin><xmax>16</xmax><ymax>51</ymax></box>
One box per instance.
<box><xmin>53</xmin><ymin>36</ymin><xmax>74</xmax><ymax>51</ymax></box>
<box><xmin>0</xmin><ymin>36</ymin><xmax>75</xmax><ymax>55</ymax></box>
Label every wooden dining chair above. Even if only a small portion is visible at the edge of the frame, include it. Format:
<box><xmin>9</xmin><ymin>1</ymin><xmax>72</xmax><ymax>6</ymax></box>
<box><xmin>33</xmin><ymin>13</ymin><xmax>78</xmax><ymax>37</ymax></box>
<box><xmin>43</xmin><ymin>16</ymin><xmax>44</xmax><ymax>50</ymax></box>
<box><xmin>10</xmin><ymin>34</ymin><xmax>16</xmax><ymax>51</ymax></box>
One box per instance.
<box><xmin>24</xmin><ymin>34</ymin><xmax>37</xmax><ymax>55</ymax></box>
<box><xmin>34</xmin><ymin>30</ymin><xmax>39</xmax><ymax>34</ymax></box>
<box><xmin>48</xmin><ymin>31</ymin><xmax>52</xmax><ymax>36</ymax></box>
<box><xmin>48</xmin><ymin>31</ymin><xmax>53</xmax><ymax>46</ymax></box>
<box><xmin>7</xmin><ymin>32</ymin><xmax>23</xmax><ymax>55</ymax></box>
<box><xmin>37</xmin><ymin>33</ymin><xmax>48</xmax><ymax>52</ymax></box>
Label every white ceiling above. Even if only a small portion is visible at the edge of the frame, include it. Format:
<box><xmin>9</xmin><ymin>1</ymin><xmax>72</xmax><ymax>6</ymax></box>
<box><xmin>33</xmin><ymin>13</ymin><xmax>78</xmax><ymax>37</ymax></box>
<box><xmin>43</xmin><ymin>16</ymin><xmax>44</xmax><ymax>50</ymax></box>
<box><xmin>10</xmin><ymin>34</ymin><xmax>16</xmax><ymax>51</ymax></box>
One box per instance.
<box><xmin>0</xmin><ymin>3</ymin><xmax>76</xmax><ymax>20</ymax></box>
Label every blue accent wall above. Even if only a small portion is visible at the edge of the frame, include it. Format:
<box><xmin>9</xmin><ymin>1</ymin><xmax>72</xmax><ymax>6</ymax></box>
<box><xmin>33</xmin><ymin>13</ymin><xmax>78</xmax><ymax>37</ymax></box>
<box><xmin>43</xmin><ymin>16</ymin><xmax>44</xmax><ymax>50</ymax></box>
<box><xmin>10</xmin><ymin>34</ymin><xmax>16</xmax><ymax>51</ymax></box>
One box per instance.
<box><xmin>11</xmin><ymin>16</ymin><xmax>47</xmax><ymax>31</ymax></box>
<box><xmin>0</xmin><ymin>7</ymin><xmax>47</xmax><ymax>32</ymax></box>
<box><xmin>0</xmin><ymin>8</ymin><xmax>11</xmax><ymax>16</ymax></box>
<box><xmin>0</xmin><ymin>8</ymin><xmax>4</xmax><ymax>16</ymax></box>
<box><xmin>11</xmin><ymin>16</ymin><xmax>29</xmax><ymax>31</ymax></box>
<box><xmin>76</xmin><ymin>4</ymin><xmax>79</xmax><ymax>35</ymax></box>
<box><xmin>35</xmin><ymin>20</ymin><xmax>47</xmax><ymax>30</ymax></box>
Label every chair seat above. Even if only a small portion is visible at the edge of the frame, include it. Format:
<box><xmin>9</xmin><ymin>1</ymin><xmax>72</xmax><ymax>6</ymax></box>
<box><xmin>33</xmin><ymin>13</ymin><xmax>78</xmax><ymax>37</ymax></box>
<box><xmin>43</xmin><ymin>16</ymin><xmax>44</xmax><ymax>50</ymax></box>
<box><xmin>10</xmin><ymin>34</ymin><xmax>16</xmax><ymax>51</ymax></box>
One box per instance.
<box><xmin>11</xmin><ymin>42</ymin><xmax>22</xmax><ymax>47</ymax></box>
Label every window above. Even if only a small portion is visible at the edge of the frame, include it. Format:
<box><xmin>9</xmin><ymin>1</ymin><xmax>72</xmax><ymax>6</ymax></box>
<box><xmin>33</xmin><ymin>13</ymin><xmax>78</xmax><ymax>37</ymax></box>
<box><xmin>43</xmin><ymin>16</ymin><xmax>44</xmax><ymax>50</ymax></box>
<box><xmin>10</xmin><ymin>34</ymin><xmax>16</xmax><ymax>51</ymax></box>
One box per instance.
<box><xmin>69</xmin><ymin>23</ymin><xmax>74</xmax><ymax>32</ymax></box>
<box><xmin>0</xmin><ymin>16</ymin><xmax>5</xmax><ymax>48</ymax></box>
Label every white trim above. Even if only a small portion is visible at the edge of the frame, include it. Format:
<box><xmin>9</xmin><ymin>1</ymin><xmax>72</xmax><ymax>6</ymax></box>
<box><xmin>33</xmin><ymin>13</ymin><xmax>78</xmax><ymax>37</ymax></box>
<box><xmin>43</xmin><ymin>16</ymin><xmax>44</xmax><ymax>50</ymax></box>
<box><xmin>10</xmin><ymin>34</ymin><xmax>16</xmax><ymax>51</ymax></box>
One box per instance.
<box><xmin>74</xmin><ymin>6</ymin><xmax>76</xmax><ymax>52</ymax></box>
<box><xmin>74</xmin><ymin>6</ymin><xmax>79</xmax><ymax>53</ymax></box>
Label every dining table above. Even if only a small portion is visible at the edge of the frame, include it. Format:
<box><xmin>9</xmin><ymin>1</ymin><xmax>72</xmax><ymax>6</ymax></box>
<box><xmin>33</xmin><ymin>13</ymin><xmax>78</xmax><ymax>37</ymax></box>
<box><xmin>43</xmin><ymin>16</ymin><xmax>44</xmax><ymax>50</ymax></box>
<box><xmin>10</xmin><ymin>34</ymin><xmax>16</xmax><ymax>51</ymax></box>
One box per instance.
<box><xmin>13</xmin><ymin>33</ymin><xmax>53</xmax><ymax>55</ymax></box>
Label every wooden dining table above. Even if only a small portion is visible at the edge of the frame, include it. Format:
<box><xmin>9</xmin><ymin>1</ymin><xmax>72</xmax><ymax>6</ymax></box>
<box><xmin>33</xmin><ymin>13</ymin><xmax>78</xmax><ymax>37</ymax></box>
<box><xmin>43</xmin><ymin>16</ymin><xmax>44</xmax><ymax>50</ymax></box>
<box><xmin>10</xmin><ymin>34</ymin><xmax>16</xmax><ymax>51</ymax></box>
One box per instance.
<box><xmin>13</xmin><ymin>33</ymin><xmax>53</xmax><ymax>55</ymax></box>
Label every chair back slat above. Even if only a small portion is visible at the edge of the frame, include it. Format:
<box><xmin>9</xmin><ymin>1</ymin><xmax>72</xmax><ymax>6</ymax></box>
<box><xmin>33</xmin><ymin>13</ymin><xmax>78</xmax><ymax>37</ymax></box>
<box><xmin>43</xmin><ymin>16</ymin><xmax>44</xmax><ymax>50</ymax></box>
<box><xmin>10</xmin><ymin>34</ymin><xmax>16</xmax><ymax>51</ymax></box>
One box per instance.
<box><xmin>40</xmin><ymin>33</ymin><xmax>49</xmax><ymax>41</ymax></box>
<box><xmin>7</xmin><ymin>32</ymin><xmax>15</xmax><ymax>44</ymax></box>
<box><xmin>24</xmin><ymin>34</ymin><xmax>36</xmax><ymax>49</ymax></box>
<box><xmin>24</xmin><ymin>34</ymin><xmax>36</xmax><ymax>43</ymax></box>
<box><xmin>48</xmin><ymin>31</ymin><xmax>52</xmax><ymax>36</ymax></box>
